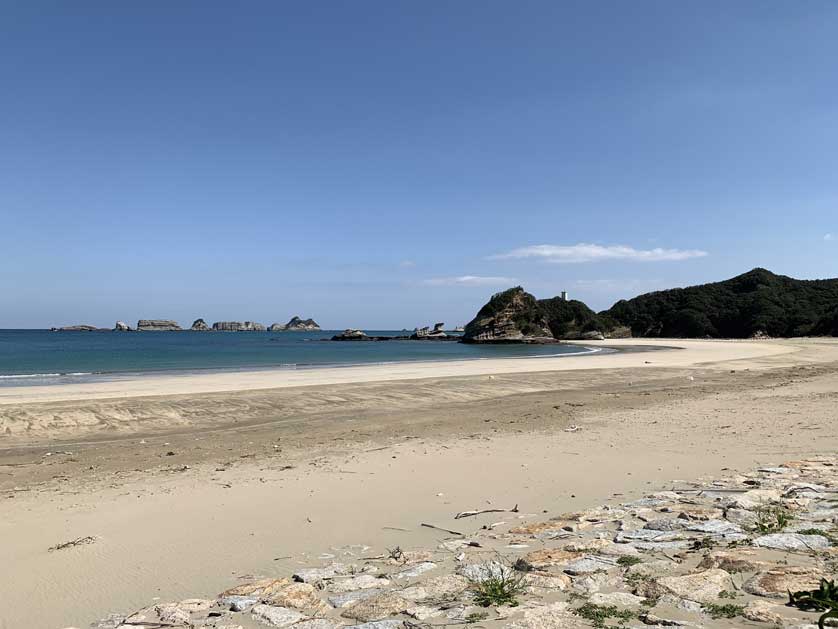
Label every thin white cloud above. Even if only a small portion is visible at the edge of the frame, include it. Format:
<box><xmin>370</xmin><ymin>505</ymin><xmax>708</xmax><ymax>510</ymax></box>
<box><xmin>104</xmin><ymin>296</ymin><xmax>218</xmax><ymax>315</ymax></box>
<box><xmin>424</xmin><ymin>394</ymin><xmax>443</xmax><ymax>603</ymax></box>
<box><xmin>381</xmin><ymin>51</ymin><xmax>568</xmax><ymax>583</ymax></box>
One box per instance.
<box><xmin>826</xmin><ymin>233</ymin><xmax>834</xmax><ymax>241</ymax></box>
<box><xmin>421</xmin><ymin>275</ymin><xmax>517</xmax><ymax>287</ymax></box>
<box><xmin>491</xmin><ymin>243</ymin><xmax>708</xmax><ymax>264</ymax></box>
<box><xmin>399</xmin><ymin>259</ymin><xmax>417</xmax><ymax>267</ymax></box>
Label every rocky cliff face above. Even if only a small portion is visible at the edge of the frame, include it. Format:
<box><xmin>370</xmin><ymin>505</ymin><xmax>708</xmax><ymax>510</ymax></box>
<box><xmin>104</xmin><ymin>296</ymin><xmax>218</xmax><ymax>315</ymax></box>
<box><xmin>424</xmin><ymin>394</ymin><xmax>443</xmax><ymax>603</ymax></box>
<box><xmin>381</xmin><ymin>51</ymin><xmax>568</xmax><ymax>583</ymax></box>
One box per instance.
<box><xmin>284</xmin><ymin>316</ymin><xmax>320</xmax><ymax>331</ymax></box>
<box><xmin>190</xmin><ymin>318</ymin><xmax>210</xmax><ymax>331</ymax></box>
<box><xmin>463</xmin><ymin>287</ymin><xmax>552</xmax><ymax>343</ymax></box>
<box><xmin>114</xmin><ymin>321</ymin><xmax>132</xmax><ymax>331</ymax></box>
<box><xmin>212</xmin><ymin>321</ymin><xmax>265</xmax><ymax>331</ymax></box>
<box><xmin>268</xmin><ymin>323</ymin><xmax>286</xmax><ymax>331</ymax></box>
<box><xmin>136</xmin><ymin>320</ymin><xmax>182</xmax><ymax>331</ymax></box>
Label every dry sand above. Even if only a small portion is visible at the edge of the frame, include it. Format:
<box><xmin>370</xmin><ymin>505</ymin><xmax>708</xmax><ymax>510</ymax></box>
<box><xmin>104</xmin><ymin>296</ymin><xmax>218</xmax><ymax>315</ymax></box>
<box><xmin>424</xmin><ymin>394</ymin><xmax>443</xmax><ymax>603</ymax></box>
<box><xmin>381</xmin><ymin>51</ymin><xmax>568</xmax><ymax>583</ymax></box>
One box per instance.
<box><xmin>1</xmin><ymin>338</ymin><xmax>838</xmax><ymax>629</ymax></box>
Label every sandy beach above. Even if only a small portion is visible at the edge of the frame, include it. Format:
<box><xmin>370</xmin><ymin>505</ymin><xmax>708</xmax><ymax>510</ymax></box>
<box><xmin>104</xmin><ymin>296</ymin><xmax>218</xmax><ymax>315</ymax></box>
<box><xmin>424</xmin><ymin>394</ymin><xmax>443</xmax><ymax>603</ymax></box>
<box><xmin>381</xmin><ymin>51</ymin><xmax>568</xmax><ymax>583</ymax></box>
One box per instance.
<box><xmin>3</xmin><ymin>338</ymin><xmax>838</xmax><ymax>629</ymax></box>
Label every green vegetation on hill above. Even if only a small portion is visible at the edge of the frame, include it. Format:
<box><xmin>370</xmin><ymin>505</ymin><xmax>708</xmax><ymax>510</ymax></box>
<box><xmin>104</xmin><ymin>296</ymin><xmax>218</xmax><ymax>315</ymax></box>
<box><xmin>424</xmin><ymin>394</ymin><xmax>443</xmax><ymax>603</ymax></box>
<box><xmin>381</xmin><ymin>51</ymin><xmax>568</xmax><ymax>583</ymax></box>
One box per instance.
<box><xmin>537</xmin><ymin>296</ymin><xmax>607</xmax><ymax>338</ymax></box>
<box><xmin>602</xmin><ymin>268</ymin><xmax>838</xmax><ymax>338</ymax></box>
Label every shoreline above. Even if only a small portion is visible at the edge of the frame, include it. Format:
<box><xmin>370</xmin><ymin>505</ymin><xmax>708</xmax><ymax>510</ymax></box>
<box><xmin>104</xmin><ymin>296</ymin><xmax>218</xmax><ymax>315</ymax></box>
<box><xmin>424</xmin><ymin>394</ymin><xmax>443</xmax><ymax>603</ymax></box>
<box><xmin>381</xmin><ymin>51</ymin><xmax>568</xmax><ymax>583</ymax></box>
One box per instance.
<box><xmin>0</xmin><ymin>338</ymin><xmax>805</xmax><ymax>405</ymax></box>
<box><xmin>0</xmin><ymin>343</ymin><xmax>605</xmax><ymax>386</ymax></box>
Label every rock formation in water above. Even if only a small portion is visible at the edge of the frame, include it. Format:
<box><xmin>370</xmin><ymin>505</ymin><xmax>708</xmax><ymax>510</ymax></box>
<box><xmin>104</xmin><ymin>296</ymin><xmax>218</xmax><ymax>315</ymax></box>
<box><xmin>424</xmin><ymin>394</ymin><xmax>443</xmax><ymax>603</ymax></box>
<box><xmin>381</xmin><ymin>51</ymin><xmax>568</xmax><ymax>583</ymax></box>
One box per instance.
<box><xmin>284</xmin><ymin>316</ymin><xmax>321</xmax><ymax>331</ymax></box>
<box><xmin>136</xmin><ymin>319</ymin><xmax>182</xmax><ymax>331</ymax></box>
<box><xmin>331</xmin><ymin>329</ymin><xmax>370</xmax><ymax>341</ymax></box>
<box><xmin>411</xmin><ymin>322</ymin><xmax>447</xmax><ymax>339</ymax></box>
<box><xmin>268</xmin><ymin>323</ymin><xmax>286</xmax><ymax>331</ymax></box>
<box><xmin>212</xmin><ymin>321</ymin><xmax>265</xmax><ymax>331</ymax></box>
<box><xmin>113</xmin><ymin>321</ymin><xmax>132</xmax><ymax>331</ymax></box>
<box><xmin>54</xmin><ymin>324</ymin><xmax>102</xmax><ymax>332</ymax></box>
<box><xmin>190</xmin><ymin>318</ymin><xmax>210</xmax><ymax>331</ymax></box>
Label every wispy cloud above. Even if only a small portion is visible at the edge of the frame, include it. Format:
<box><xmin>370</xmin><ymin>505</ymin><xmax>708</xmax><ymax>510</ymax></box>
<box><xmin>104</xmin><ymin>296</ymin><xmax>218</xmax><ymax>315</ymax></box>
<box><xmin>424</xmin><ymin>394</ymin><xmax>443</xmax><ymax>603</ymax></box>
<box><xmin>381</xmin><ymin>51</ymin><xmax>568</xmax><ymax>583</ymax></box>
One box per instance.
<box><xmin>826</xmin><ymin>233</ymin><xmax>834</xmax><ymax>241</ymax></box>
<box><xmin>421</xmin><ymin>275</ymin><xmax>517</xmax><ymax>287</ymax></box>
<box><xmin>490</xmin><ymin>243</ymin><xmax>708</xmax><ymax>264</ymax></box>
<box><xmin>399</xmin><ymin>260</ymin><xmax>417</xmax><ymax>268</ymax></box>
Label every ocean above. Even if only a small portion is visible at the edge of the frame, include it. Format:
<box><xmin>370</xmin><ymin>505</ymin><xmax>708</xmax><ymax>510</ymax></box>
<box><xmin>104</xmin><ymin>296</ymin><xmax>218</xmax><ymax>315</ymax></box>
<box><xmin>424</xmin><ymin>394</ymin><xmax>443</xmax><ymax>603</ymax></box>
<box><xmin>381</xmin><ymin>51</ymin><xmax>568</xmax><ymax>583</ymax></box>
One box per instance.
<box><xmin>0</xmin><ymin>329</ymin><xmax>600</xmax><ymax>386</ymax></box>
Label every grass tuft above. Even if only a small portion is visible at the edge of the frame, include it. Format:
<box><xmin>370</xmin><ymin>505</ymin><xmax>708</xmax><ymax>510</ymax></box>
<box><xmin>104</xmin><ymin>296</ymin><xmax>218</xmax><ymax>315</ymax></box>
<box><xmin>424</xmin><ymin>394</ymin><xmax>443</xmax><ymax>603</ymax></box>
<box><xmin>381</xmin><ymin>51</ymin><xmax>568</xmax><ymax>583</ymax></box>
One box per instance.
<box><xmin>703</xmin><ymin>603</ymin><xmax>744</xmax><ymax>619</ymax></box>
<box><xmin>471</xmin><ymin>572</ymin><xmax>526</xmax><ymax>608</ymax></box>
<box><xmin>616</xmin><ymin>556</ymin><xmax>643</xmax><ymax>567</ymax></box>
<box><xmin>573</xmin><ymin>603</ymin><xmax>635</xmax><ymax>628</ymax></box>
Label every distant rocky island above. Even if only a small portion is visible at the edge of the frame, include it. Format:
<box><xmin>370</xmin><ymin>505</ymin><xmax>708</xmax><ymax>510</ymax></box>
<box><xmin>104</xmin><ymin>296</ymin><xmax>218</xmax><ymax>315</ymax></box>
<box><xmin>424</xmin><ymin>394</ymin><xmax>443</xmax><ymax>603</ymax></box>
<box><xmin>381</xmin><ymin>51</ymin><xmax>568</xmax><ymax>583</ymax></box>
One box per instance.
<box><xmin>53</xmin><ymin>316</ymin><xmax>321</xmax><ymax>333</ymax></box>
<box><xmin>270</xmin><ymin>316</ymin><xmax>321</xmax><ymax>331</ymax></box>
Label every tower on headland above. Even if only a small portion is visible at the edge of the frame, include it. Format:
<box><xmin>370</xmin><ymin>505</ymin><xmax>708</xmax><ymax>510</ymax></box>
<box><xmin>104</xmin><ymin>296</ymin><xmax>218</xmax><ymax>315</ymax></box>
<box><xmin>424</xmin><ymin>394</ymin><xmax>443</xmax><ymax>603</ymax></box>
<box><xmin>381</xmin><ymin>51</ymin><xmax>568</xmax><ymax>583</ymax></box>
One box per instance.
<box><xmin>560</xmin><ymin>291</ymin><xmax>569</xmax><ymax>301</ymax></box>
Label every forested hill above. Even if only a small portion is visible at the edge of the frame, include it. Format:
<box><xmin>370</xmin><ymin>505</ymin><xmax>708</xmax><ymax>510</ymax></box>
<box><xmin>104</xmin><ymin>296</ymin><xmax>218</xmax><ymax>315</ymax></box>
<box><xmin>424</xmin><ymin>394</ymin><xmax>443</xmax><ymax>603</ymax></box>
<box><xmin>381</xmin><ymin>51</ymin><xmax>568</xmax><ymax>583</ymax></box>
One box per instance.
<box><xmin>601</xmin><ymin>268</ymin><xmax>838</xmax><ymax>338</ymax></box>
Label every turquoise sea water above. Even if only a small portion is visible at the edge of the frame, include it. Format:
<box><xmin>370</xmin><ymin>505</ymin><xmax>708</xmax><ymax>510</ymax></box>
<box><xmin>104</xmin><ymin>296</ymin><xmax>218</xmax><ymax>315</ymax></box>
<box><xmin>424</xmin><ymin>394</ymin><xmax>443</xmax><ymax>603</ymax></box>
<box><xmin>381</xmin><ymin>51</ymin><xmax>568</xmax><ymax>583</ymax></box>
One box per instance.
<box><xmin>0</xmin><ymin>330</ymin><xmax>600</xmax><ymax>386</ymax></box>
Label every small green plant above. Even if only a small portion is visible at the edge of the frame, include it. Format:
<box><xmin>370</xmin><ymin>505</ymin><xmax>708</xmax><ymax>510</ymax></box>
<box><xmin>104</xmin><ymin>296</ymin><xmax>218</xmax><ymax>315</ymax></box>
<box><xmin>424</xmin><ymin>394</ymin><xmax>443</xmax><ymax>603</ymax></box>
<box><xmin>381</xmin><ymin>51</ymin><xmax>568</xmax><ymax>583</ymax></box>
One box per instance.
<box><xmin>718</xmin><ymin>590</ymin><xmax>740</xmax><ymax>599</ymax></box>
<box><xmin>799</xmin><ymin>528</ymin><xmax>838</xmax><ymax>543</ymax></box>
<box><xmin>465</xmin><ymin>611</ymin><xmax>489</xmax><ymax>624</ymax></box>
<box><xmin>787</xmin><ymin>578</ymin><xmax>838</xmax><ymax>629</ymax></box>
<box><xmin>573</xmin><ymin>603</ymin><xmax>635</xmax><ymax>628</ymax></box>
<box><xmin>702</xmin><ymin>603</ymin><xmax>744</xmax><ymax>619</ymax></box>
<box><xmin>753</xmin><ymin>504</ymin><xmax>793</xmax><ymax>533</ymax></box>
<box><xmin>471</xmin><ymin>571</ymin><xmax>526</xmax><ymax>608</ymax></box>
<box><xmin>616</xmin><ymin>556</ymin><xmax>643</xmax><ymax>567</ymax></box>
<box><xmin>690</xmin><ymin>537</ymin><xmax>714</xmax><ymax>550</ymax></box>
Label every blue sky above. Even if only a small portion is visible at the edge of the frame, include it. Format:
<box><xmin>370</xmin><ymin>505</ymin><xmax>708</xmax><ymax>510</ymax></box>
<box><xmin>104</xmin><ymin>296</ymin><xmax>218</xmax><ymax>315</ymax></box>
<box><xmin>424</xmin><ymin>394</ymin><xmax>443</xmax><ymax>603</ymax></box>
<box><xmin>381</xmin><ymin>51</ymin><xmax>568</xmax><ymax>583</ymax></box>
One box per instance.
<box><xmin>1</xmin><ymin>2</ymin><xmax>837</xmax><ymax>329</ymax></box>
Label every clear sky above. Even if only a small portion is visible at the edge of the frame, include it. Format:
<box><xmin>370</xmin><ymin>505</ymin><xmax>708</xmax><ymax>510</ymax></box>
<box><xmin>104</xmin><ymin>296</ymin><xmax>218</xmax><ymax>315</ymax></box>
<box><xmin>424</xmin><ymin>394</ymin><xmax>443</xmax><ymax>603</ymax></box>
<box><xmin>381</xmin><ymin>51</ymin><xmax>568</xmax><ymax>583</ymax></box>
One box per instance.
<box><xmin>1</xmin><ymin>2</ymin><xmax>836</xmax><ymax>329</ymax></box>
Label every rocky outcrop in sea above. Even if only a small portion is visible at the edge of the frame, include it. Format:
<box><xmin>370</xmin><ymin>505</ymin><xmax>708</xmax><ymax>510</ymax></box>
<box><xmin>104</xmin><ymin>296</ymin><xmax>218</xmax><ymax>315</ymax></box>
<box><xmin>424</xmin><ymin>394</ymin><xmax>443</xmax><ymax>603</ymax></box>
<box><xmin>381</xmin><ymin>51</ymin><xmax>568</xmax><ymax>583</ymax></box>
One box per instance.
<box><xmin>114</xmin><ymin>321</ymin><xmax>132</xmax><ymax>332</ymax></box>
<box><xmin>271</xmin><ymin>317</ymin><xmax>322</xmax><ymax>332</ymax></box>
<box><xmin>91</xmin><ymin>456</ymin><xmax>838</xmax><ymax>629</ymax></box>
<box><xmin>52</xmin><ymin>324</ymin><xmax>103</xmax><ymax>332</ymax></box>
<box><xmin>136</xmin><ymin>320</ymin><xmax>182</xmax><ymax>332</ymax></box>
<box><xmin>212</xmin><ymin>321</ymin><xmax>266</xmax><ymax>332</ymax></box>
<box><xmin>411</xmin><ymin>323</ymin><xmax>447</xmax><ymax>339</ymax></box>
<box><xmin>331</xmin><ymin>329</ymin><xmax>373</xmax><ymax>341</ymax></box>
<box><xmin>191</xmin><ymin>319</ymin><xmax>210</xmax><ymax>331</ymax></box>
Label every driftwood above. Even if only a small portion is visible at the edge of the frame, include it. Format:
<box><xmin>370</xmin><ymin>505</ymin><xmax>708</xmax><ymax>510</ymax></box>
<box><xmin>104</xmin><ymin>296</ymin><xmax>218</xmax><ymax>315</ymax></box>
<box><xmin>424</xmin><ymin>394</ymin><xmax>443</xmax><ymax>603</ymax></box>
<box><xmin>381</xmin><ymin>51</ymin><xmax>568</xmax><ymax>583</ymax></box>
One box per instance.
<box><xmin>420</xmin><ymin>523</ymin><xmax>464</xmax><ymax>536</ymax></box>
<box><xmin>454</xmin><ymin>504</ymin><xmax>519</xmax><ymax>520</ymax></box>
<box><xmin>48</xmin><ymin>536</ymin><xmax>96</xmax><ymax>552</ymax></box>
